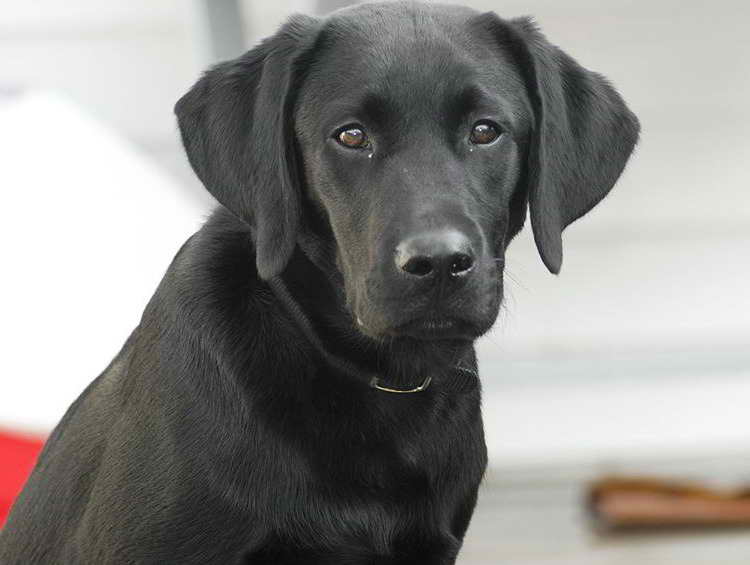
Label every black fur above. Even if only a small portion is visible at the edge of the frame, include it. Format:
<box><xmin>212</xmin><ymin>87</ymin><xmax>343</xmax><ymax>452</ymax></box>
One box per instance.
<box><xmin>0</xmin><ymin>2</ymin><xmax>638</xmax><ymax>563</ymax></box>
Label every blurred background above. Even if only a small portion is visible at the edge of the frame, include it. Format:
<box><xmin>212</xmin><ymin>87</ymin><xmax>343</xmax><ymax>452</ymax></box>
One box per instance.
<box><xmin>1</xmin><ymin>0</ymin><xmax>749</xmax><ymax>562</ymax></box>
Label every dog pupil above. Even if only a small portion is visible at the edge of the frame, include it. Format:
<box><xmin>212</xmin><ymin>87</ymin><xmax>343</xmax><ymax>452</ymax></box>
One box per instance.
<box><xmin>472</xmin><ymin>124</ymin><xmax>497</xmax><ymax>144</ymax></box>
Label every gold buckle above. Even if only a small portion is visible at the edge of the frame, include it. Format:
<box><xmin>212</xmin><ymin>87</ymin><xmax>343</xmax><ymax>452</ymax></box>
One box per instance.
<box><xmin>370</xmin><ymin>376</ymin><xmax>432</xmax><ymax>394</ymax></box>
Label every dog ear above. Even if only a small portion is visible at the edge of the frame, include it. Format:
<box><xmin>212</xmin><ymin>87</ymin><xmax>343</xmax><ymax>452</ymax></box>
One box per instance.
<box><xmin>480</xmin><ymin>14</ymin><xmax>640</xmax><ymax>274</ymax></box>
<box><xmin>175</xmin><ymin>15</ymin><xmax>319</xmax><ymax>280</ymax></box>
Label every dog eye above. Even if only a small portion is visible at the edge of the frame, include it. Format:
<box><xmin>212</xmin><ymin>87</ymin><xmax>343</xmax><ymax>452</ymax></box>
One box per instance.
<box><xmin>469</xmin><ymin>121</ymin><xmax>502</xmax><ymax>145</ymax></box>
<box><xmin>335</xmin><ymin>126</ymin><xmax>370</xmax><ymax>149</ymax></box>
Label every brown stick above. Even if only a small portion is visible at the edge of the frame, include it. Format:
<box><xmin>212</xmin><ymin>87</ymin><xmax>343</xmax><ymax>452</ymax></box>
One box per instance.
<box><xmin>587</xmin><ymin>476</ymin><xmax>750</xmax><ymax>531</ymax></box>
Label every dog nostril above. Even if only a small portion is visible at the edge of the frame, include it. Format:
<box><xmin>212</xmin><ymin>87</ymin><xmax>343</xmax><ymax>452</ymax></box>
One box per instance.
<box><xmin>395</xmin><ymin>230</ymin><xmax>476</xmax><ymax>280</ymax></box>
<box><xmin>401</xmin><ymin>256</ymin><xmax>434</xmax><ymax>277</ymax></box>
<box><xmin>449</xmin><ymin>253</ymin><xmax>474</xmax><ymax>276</ymax></box>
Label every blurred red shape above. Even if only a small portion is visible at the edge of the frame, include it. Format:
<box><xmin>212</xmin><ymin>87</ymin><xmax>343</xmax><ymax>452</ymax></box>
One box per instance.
<box><xmin>0</xmin><ymin>429</ymin><xmax>45</xmax><ymax>528</ymax></box>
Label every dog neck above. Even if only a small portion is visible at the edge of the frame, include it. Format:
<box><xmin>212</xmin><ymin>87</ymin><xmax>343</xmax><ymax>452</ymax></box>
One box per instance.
<box><xmin>269</xmin><ymin>275</ymin><xmax>434</xmax><ymax>393</ymax></box>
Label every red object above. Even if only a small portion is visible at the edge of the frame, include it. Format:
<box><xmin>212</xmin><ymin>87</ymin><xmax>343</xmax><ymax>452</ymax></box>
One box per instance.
<box><xmin>0</xmin><ymin>429</ymin><xmax>45</xmax><ymax>528</ymax></box>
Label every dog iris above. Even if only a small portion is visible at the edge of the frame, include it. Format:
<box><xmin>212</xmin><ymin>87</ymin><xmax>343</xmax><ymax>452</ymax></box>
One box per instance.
<box><xmin>337</xmin><ymin>126</ymin><xmax>369</xmax><ymax>149</ymax></box>
<box><xmin>470</xmin><ymin>122</ymin><xmax>501</xmax><ymax>145</ymax></box>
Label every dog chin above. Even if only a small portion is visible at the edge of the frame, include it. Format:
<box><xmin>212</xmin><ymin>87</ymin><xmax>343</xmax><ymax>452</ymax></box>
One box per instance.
<box><xmin>353</xmin><ymin>295</ymin><xmax>501</xmax><ymax>342</ymax></box>
<box><xmin>357</xmin><ymin>314</ymin><xmax>486</xmax><ymax>343</ymax></box>
<box><xmin>389</xmin><ymin>317</ymin><xmax>481</xmax><ymax>341</ymax></box>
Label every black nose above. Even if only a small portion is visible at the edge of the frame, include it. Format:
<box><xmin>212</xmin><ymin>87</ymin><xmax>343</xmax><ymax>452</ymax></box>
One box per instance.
<box><xmin>395</xmin><ymin>229</ymin><xmax>475</xmax><ymax>279</ymax></box>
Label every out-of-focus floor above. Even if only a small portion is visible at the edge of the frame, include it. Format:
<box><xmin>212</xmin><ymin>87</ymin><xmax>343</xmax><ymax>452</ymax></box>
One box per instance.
<box><xmin>461</xmin><ymin>456</ymin><xmax>750</xmax><ymax>565</ymax></box>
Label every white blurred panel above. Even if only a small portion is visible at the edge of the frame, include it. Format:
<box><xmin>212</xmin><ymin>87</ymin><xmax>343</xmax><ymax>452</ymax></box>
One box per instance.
<box><xmin>0</xmin><ymin>92</ymin><xmax>208</xmax><ymax>432</ymax></box>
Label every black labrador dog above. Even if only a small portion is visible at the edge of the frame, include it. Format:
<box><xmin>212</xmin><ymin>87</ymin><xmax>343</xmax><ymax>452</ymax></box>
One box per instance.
<box><xmin>0</xmin><ymin>2</ymin><xmax>638</xmax><ymax>563</ymax></box>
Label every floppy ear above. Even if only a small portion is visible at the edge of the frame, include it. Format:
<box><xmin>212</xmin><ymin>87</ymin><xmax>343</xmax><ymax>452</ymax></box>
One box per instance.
<box><xmin>481</xmin><ymin>14</ymin><xmax>640</xmax><ymax>274</ymax></box>
<box><xmin>175</xmin><ymin>15</ymin><xmax>319</xmax><ymax>280</ymax></box>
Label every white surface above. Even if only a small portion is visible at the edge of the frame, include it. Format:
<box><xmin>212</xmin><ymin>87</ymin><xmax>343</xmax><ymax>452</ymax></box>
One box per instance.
<box><xmin>0</xmin><ymin>92</ymin><xmax>206</xmax><ymax>432</ymax></box>
<box><xmin>482</xmin><ymin>366</ymin><xmax>750</xmax><ymax>468</ymax></box>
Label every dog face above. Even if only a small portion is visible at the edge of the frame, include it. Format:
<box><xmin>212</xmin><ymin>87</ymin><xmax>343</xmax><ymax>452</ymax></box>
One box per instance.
<box><xmin>294</xmin><ymin>7</ymin><xmax>529</xmax><ymax>340</ymax></box>
<box><xmin>175</xmin><ymin>2</ymin><xmax>639</xmax><ymax>342</ymax></box>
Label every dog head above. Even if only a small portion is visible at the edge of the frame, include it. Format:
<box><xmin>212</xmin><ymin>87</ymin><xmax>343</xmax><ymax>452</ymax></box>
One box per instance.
<box><xmin>175</xmin><ymin>2</ymin><xmax>639</xmax><ymax>342</ymax></box>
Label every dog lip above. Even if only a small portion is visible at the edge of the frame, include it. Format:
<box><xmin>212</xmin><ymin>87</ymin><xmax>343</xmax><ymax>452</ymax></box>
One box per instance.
<box><xmin>387</xmin><ymin>316</ymin><xmax>477</xmax><ymax>340</ymax></box>
<box><xmin>410</xmin><ymin>318</ymin><xmax>456</xmax><ymax>330</ymax></box>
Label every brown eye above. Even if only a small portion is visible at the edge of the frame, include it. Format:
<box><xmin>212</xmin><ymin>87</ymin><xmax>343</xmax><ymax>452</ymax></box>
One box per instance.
<box><xmin>470</xmin><ymin>122</ymin><xmax>502</xmax><ymax>145</ymax></box>
<box><xmin>336</xmin><ymin>126</ymin><xmax>370</xmax><ymax>149</ymax></box>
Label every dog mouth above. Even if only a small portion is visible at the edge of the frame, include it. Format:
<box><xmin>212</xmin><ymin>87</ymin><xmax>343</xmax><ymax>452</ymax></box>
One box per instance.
<box><xmin>387</xmin><ymin>316</ymin><xmax>478</xmax><ymax>341</ymax></box>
